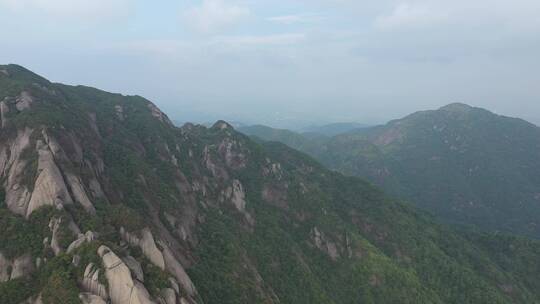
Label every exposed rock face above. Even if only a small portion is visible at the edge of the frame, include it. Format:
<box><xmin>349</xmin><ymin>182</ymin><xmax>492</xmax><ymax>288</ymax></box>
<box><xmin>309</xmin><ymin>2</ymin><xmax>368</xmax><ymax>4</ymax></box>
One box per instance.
<box><xmin>218</xmin><ymin>137</ymin><xmax>247</xmax><ymax>169</ymax></box>
<box><xmin>121</xmin><ymin>228</ymin><xmax>165</xmax><ymax>270</ymax></box>
<box><xmin>98</xmin><ymin>245</ymin><xmax>155</xmax><ymax>304</ymax></box>
<box><xmin>179</xmin><ymin>298</ymin><xmax>190</xmax><ymax>304</ymax></box>
<box><xmin>67</xmin><ymin>231</ymin><xmax>96</xmax><ymax>254</ymax></box>
<box><xmin>66</xmin><ymin>174</ymin><xmax>96</xmax><ymax>214</ymax></box>
<box><xmin>159</xmin><ymin>241</ymin><xmax>197</xmax><ymax>297</ymax></box>
<box><xmin>0</xmin><ymin>100</ymin><xmax>8</xmax><ymax>128</ymax></box>
<box><xmin>123</xmin><ymin>256</ymin><xmax>144</xmax><ymax>282</ymax></box>
<box><xmin>147</xmin><ymin>102</ymin><xmax>172</xmax><ymax>126</ymax></box>
<box><xmin>0</xmin><ymin>253</ymin><xmax>11</xmax><ymax>282</ymax></box>
<box><xmin>168</xmin><ymin>278</ymin><xmax>180</xmax><ymax>294</ymax></box>
<box><xmin>134</xmin><ymin>281</ymin><xmax>154</xmax><ymax>304</ymax></box>
<box><xmin>15</xmin><ymin>91</ymin><xmax>34</xmax><ymax>111</ymax></box>
<box><xmin>49</xmin><ymin>217</ymin><xmax>64</xmax><ymax>255</ymax></box>
<box><xmin>82</xmin><ymin>263</ymin><xmax>109</xmax><ymax>300</ymax></box>
<box><xmin>115</xmin><ymin>105</ymin><xmax>124</xmax><ymax>121</ymax></box>
<box><xmin>230</xmin><ymin>179</ymin><xmax>246</xmax><ymax>212</ymax></box>
<box><xmin>2</xmin><ymin>128</ymin><xmax>33</xmax><ymax>215</ymax></box>
<box><xmin>1</xmin><ymin>126</ymin><xmax>96</xmax><ymax>216</ymax></box>
<box><xmin>26</xmin><ymin>139</ymin><xmax>73</xmax><ymax>217</ymax></box>
<box><xmin>79</xmin><ymin>293</ymin><xmax>107</xmax><ymax>304</ymax></box>
<box><xmin>311</xmin><ymin>227</ymin><xmax>340</xmax><ymax>261</ymax></box>
<box><xmin>160</xmin><ymin>288</ymin><xmax>176</xmax><ymax>304</ymax></box>
<box><xmin>0</xmin><ymin>252</ymin><xmax>34</xmax><ymax>282</ymax></box>
<box><xmin>10</xmin><ymin>254</ymin><xmax>34</xmax><ymax>279</ymax></box>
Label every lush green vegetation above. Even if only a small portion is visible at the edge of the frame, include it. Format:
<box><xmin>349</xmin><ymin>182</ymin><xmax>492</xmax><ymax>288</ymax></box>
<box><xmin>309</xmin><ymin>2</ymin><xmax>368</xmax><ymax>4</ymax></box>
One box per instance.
<box><xmin>241</xmin><ymin>104</ymin><xmax>540</xmax><ymax>239</ymax></box>
<box><xmin>141</xmin><ymin>259</ymin><xmax>170</xmax><ymax>297</ymax></box>
<box><xmin>0</xmin><ymin>277</ymin><xmax>38</xmax><ymax>304</ymax></box>
<box><xmin>1</xmin><ymin>64</ymin><xmax>540</xmax><ymax>304</ymax></box>
<box><xmin>0</xmin><ymin>209</ymin><xmax>47</xmax><ymax>258</ymax></box>
<box><xmin>188</xmin><ymin>142</ymin><xmax>540</xmax><ymax>303</ymax></box>
<box><xmin>40</xmin><ymin>255</ymin><xmax>81</xmax><ymax>304</ymax></box>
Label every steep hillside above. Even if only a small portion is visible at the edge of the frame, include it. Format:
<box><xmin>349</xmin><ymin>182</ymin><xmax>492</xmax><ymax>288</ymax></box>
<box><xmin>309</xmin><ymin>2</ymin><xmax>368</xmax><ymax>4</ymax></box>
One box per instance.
<box><xmin>238</xmin><ymin>125</ymin><xmax>327</xmax><ymax>153</ymax></box>
<box><xmin>1</xmin><ymin>65</ymin><xmax>540</xmax><ymax>304</ymax></box>
<box><xmin>241</xmin><ymin>104</ymin><xmax>540</xmax><ymax>238</ymax></box>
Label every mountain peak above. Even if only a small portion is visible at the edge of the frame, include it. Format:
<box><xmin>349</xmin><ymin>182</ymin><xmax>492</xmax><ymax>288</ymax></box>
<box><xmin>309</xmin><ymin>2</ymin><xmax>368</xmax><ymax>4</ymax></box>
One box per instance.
<box><xmin>439</xmin><ymin>102</ymin><xmax>475</xmax><ymax>112</ymax></box>
<box><xmin>0</xmin><ymin>64</ymin><xmax>48</xmax><ymax>82</ymax></box>
<box><xmin>212</xmin><ymin>120</ymin><xmax>234</xmax><ymax>130</ymax></box>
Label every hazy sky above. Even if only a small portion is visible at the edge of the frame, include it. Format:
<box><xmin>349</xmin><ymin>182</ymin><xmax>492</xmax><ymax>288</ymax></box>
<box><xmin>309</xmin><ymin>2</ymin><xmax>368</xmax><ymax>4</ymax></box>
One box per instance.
<box><xmin>1</xmin><ymin>0</ymin><xmax>539</xmax><ymax>128</ymax></box>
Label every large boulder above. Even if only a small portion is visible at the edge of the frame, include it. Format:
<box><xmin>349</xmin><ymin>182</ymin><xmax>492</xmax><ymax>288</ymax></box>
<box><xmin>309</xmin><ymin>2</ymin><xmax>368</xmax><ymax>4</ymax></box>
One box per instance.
<box><xmin>121</xmin><ymin>228</ymin><xmax>165</xmax><ymax>270</ymax></box>
<box><xmin>81</xmin><ymin>263</ymin><xmax>109</xmax><ymax>300</ymax></box>
<box><xmin>79</xmin><ymin>293</ymin><xmax>107</xmax><ymax>304</ymax></box>
<box><xmin>98</xmin><ymin>246</ymin><xmax>155</xmax><ymax>304</ymax></box>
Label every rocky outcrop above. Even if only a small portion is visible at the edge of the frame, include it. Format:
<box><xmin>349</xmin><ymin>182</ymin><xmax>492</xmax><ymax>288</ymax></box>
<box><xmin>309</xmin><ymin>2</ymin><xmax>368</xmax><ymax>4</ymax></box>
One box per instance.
<box><xmin>230</xmin><ymin>179</ymin><xmax>246</xmax><ymax>212</ymax></box>
<box><xmin>66</xmin><ymin>174</ymin><xmax>96</xmax><ymax>214</ymax></box>
<box><xmin>0</xmin><ymin>100</ymin><xmax>8</xmax><ymax>128</ymax></box>
<box><xmin>1</xmin><ymin>127</ymin><xmax>95</xmax><ymax>217</ymax></box>
<box><xmin>115</xmin><ymin>105</ymin><xmax>124</xmax><ymax>121</ymax></box>
<box><xmin>311</xmin><ymin>227</ymin><xmax>339</xmax><ymax>261</ymax></box>
<box><xmin>2</xmin><ymin>128</ymin><xmax>33</xmax><ymax>216</ymax></box>
<box><xmin>79</xmin><ymin>293</ymin><xmax>107</xmax><ymax>304</ymax></box>
<box><xmin>49</xmin><ymin>217</ymin><xmax>64</xmax><ymax>255</ymax></box>
<box><xmin>159</xmin><ymin>241</ymin><xmax>197</xmax><ymax>297</ymax></box>
<box><xmin>0</xmin><ymin>254</ymin><xmax>9</xmax><ymax>282</ymax></box>
<box><xmin>159</xmin><ymin>288</ymin><xmax>176</xmax><ymax>304</ymax></box>
<box><xmin>26</xmin><ymin>139</ymin><xmax>73</xmax><ymax>217</ymax></box>
<box><xmin>134</xmin><ymin>281</ymin><xmax>154</xmax><ymax>304</ymax></box>
<box><xmin>218</xmin><ymin>137</ymin><xmax>247</xmax><ymax>169</ymax></box>
<box><xmin>121</xmin><ymin>228</ymin><xmax>165</xmax><ymax>270</ymax></box>
<box><xmin>15</xmin><ymin>91</ymin><xmax>34</xmax><ymax>111</ymax></box>
<box><xmin>81</xmin><ymin>263</ymin><xmax>109</xmax><ymax>300</ymax></box>
<box><xmin>220</xmin><ymin>179</ymin><xmax>254</xmax><ymax>224</ymax></box>
<box><xmin>11</xmin><ymin>254</ymin><xmax>34</xmax><ymax>279</ymax></box>
<box><xmin>67</xmin><ymin>231</ymin><xmax>96</xmax><ymax>254</ymax></box>
<box><xmin>98</xmin><ymin>245</ymin><xmax>155</xmax><ymax>304</ymax></box>
<box><xmin>147</xmin><ymin>102</ymin><xmax>172</xmax><ymax>126</ymax></box>
<box><xmin>123</xmin><ymin>256</ymin><xmax>144</xmax><ymax>282</ymax></box>
<box><xmin>0</xmin><ymin>252</ymin><xmax>34</xmax><ymax>282</ymax></box>
<box><xmin>168</xmin><ymin>279</ymin><xmax>179</xmax><ymax>295</ymax></box>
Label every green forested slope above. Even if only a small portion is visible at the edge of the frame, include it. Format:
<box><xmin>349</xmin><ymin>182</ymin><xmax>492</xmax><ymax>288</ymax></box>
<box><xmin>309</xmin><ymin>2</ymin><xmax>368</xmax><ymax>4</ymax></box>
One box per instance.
<box><xmin>241</xmin><ymin>104</ymin><xmax>540</xmax><ymax>239</ymax></box>
<box><xmin>0</xmin><ymin>65</ymin><xmax>539</xmax><ymax>304</ymax></box>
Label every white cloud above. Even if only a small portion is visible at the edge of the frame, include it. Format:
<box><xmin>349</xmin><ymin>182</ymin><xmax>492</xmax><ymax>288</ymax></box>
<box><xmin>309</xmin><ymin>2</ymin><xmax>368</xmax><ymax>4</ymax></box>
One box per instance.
<box><xmin>374</xmin><ymin>3</ymin><xmax>448</xmax><ymax>30</ymax></box>
<box><xmin>115</xmin><ymin>33</ymin><xmax>306</xmax><ymax>59</ymax></box>
<box><xmin>183</xmin><ymin>0</ymin><xmax>250</xmax><ymax>33</ymax></box>
<box><xmin>0</xmin><ymin>0</ymin><xmax>130</xmax><ymax>19</ymax></box>
<box><xmin>214</xmin><ymin>33</ymin><xmax>306</xmax><ymax>46</ymax></box>
<box><xmin>374</xmin><ymin>1</ymin><xmax>540</xmax><ymax>32</ymax></box>
<box><xmin>267</xmin><ymin>13</ymin><xmax>323</xmax><ymax>25</ymax></box>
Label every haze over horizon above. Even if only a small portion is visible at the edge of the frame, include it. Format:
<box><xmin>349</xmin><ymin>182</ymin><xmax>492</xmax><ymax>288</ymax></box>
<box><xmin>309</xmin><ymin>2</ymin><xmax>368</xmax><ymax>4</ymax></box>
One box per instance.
<box><xmin>1</xmin><ymin>0</ymin><xmax>539</xmax><ymax>128</ymax></box>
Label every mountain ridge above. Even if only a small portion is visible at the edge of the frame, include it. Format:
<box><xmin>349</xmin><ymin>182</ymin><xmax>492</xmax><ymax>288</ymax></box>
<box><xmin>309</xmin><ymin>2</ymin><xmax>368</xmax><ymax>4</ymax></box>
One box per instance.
<box><xmin>240</xmin><ymin>102</ymin><xmax>540</xmax><ymax>238</ymax></box>
<box><xmin>1</xmin><ymin>65</ymin><xmax>540</xmax><ymax>304</ymax></box>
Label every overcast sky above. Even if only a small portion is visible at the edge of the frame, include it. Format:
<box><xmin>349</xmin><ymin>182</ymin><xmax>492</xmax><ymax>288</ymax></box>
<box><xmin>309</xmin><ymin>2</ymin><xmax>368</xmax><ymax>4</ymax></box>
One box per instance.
<box><xmin>0</xmin><ymin>0</ymin><xmax>539</xmax><ymax>128</ymax></box>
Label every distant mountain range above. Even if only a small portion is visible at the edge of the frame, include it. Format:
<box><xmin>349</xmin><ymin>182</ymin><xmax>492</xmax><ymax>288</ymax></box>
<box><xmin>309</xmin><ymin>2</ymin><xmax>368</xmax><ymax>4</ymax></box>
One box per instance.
<box><xmin>174</xmin><ymin>121</ymin><xmax>370</xmax><ymax>137</ymax></box>
<box><xmin>240</xmin><ymin>103</ymin><xmax>540</xmax><ymax>239</ymax></box>
<box><xmin>299</xmin><ymin>122</ymin><xmax>371</xmax><ymax>136</ymax></box>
